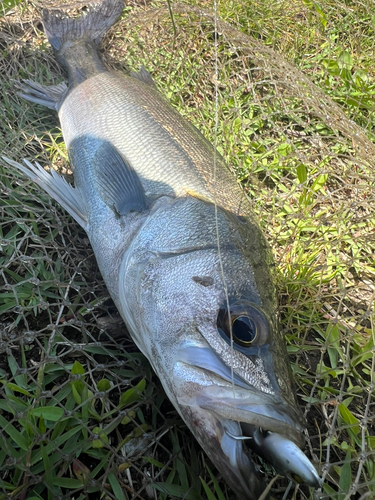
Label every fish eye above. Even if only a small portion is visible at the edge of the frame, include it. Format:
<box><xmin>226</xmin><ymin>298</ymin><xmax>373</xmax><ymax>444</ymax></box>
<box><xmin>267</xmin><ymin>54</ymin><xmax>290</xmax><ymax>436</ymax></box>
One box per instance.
<box><xmin>232</xmin><ymin>315</ymin><xmax>257</xmax><ymax>346</ymax></box>
<box><xmin>217</xmin><ymin>301</ymin><xmax>269</xmax><ymax>351</ymax></box>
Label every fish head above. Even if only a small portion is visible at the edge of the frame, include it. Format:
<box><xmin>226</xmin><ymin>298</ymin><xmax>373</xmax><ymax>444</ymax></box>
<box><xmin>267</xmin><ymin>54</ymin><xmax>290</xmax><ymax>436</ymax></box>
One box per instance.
<box><xmin>120</xmin><ymin>195</ymin><xmax>320</xmax><ymax>498</ymax></box>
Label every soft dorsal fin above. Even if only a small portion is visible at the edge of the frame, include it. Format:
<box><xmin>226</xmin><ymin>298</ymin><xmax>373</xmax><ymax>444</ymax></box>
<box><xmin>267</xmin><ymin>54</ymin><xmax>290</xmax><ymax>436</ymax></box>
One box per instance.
<box><xmin>130</xmin><ymin>66</ymin><xmax>157</xmax><ymax>88</ymax></box>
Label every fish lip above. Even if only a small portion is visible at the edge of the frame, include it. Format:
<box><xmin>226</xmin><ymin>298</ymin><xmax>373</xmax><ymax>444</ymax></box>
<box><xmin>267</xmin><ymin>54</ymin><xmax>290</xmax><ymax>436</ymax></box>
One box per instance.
<box><xmin>174</xmin><ymin>358</ymin><xmax>306</xmax><ymax>446</ymax></box>
<box><xmin>209</xmin><ymin>389</ymin><xmax>305</xmax><ymax>446</ymax></box>
<box><xmin>173</xmin><ymin>360</ymin><xmax>319</xmax><ymax>492</ymax></box>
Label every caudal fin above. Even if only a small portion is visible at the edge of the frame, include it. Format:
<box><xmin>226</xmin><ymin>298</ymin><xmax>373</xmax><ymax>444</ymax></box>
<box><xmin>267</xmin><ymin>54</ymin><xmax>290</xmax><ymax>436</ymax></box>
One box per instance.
<box><xmin>42</xmin><ymin>0</ymin><xmax>124</xmax><ymax>52</ymax></box>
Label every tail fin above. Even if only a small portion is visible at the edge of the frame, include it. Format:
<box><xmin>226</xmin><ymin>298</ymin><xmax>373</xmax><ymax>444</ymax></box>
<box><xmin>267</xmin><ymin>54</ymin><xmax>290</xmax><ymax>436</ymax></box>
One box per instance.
<box><xmin>42</xmin><ymin>0</ymin><xmax>124</xmax><ymax>52</ymax></box>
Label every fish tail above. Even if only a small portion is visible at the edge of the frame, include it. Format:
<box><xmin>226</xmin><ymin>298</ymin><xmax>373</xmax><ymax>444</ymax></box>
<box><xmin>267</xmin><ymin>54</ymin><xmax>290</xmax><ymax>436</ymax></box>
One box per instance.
<box><xmin>42</xmin><ymin>0</ymin><xmax>124</xmax><ymax>52</ymax></box>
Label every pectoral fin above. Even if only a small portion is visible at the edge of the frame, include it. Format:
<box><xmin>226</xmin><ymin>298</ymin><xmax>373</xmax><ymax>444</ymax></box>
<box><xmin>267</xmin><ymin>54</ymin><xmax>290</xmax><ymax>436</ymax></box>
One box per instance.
<box><xmin>94</xmin><ymin>142</ymin><xmax>149</xmax><ymax>215</ymax></box>
<box><xmin>68</xmin><ymin>138</ymin><xmax>149</xmax><ymax>215</ymax></box>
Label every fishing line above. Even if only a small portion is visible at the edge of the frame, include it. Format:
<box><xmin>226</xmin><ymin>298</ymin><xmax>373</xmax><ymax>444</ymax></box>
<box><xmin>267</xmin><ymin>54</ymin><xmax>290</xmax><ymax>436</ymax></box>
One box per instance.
<box><xmin>212</xmin><ymin>0</ymin><xmax>235</xmax><ymax>389</ymax></box>
<box><xmin>225</xmin><ymin>430</ymin><xmax>252</xmax><ymax>441</ymax></box>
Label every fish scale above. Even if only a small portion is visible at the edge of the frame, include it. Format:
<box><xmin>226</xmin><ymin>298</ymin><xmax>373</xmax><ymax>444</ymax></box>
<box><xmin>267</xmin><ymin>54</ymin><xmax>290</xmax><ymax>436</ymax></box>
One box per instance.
<box><xmin>4</xmin><ymin>0</ymin><xmax>321</xmax><ymax>497</ymax></box>
<box><xmin>62</xmin><ymin>71</ymin><xmax>247</xmax><ymax>212</ymax></box>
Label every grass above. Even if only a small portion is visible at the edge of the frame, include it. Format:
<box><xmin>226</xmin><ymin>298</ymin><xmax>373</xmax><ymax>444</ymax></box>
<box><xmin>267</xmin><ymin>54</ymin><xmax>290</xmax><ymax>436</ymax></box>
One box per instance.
<box><xmin>0</xmin><ymin>0</ymin><xmax>375</xmax><ymax>499</ymax></box>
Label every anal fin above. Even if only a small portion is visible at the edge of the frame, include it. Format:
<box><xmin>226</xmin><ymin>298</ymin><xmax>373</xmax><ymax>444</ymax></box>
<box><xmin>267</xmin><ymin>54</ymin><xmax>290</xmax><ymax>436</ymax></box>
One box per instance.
<box><xmin>17</xmin><ymin>80</ymin><xmax>68</xmax><ymax>110</ymax></box>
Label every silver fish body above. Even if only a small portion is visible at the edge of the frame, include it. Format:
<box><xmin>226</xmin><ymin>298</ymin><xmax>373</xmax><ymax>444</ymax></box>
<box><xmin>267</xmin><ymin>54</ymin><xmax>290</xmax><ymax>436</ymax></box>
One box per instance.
<box><xmin>6</xmin><ymin>0</ymin><xmax>321</xmax><ymax>497</ymax></box>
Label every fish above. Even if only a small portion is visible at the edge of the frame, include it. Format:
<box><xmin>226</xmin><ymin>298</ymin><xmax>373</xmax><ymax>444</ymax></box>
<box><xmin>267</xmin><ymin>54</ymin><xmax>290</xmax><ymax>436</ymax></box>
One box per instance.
<box><xmin>4</xmin><ymin>0</ymin><xmax>321</xmax><ymax>497</ymax></box>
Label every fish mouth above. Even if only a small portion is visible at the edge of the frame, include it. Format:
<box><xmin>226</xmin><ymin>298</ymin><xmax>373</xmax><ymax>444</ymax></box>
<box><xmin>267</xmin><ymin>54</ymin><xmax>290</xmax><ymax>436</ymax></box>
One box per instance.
<box><xmin>175</xmin><ymin>344</ymin><xmax>306</xmax><ymax>441</ymax></box>
<box><xmin>173</xmin><ymin>350</ymin><xmax>321</xmax><ymax>490</ymax></box>
<box><xmin>183</xmin><ymin>381</ymin><xmax>306</xmax><ymax>444</ymax></box>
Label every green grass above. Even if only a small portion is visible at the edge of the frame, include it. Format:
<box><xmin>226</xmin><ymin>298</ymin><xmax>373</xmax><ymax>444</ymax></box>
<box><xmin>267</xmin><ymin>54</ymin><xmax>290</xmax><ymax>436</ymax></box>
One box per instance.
<box><xmin>1</xmin><ymin>0</ymin><xmax>375</xmax><ymax>499</ymax></box>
